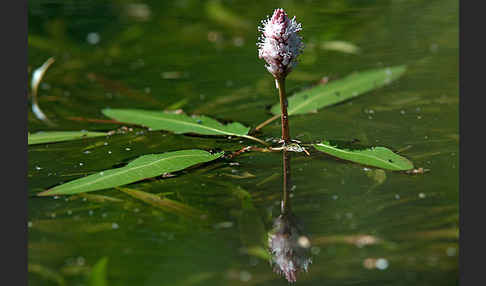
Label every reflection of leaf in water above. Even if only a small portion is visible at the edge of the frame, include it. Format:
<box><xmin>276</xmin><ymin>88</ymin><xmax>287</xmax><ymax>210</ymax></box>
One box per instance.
<box><xmin>30</xmin><ymin>219</ymin><xmax>115</xmax><ymax>234</ymax></box>
<box><xmin>88</xmin><ymin>257</ymin><xmax>108</xmax><ymax>286</ymax></box>
<box><xmin>314</xmin><ymin>140</ymin><xmax>414</xmax><ymax>171</ymax></box>
<box><xmin>73</xmin><ymin>193</ymin><xmax>124</xmax><ymax>203</ymax></box>
<box><xmin>28</xmin><ymin>263</ymin><xmax>65</xmax><ymax>286</ymax></box>
<box><xmin>118</xmin><ymin>187</ymin><xmax>206</xmax><ymax>220</ymax></box>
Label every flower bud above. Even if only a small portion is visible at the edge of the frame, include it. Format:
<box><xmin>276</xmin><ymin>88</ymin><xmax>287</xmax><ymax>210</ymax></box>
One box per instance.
<box><xmin>257</xmin><ymin>8</ymin><xmax>304</xmax><ymax>79</ymax></box>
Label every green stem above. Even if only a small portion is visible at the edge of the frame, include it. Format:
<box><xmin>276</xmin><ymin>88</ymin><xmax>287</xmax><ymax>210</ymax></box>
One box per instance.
<box><xmin>277</xmin><ymin>78</ymin><xmax>290</xmax><ymax>143</ymax></box>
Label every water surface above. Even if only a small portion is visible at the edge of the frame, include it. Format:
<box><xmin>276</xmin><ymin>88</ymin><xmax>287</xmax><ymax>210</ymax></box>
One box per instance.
<box><xmin>28</xmin><ymin>0</ymin><xmax>458</xmax><ymax>285</ymax></box>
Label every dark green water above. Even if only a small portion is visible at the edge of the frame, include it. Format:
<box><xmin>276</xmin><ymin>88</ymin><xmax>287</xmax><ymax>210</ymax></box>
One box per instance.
<box><xmin>28</xmin><ymin>0</ymin><xmax>458</xmax><ymax>285</ymax></box>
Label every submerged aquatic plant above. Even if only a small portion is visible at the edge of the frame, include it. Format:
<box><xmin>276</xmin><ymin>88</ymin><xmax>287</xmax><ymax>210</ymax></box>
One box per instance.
<box><xmin>257</xmin><ymin>8</ymin><xmax>304</xmax><ymax>146</ymax></box>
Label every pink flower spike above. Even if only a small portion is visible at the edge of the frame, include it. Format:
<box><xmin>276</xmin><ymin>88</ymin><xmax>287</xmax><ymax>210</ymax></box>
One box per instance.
<box><xmin>257</xmin><ymin>8</ymin><xmax>304</xmax><ymax>79</ymax></box>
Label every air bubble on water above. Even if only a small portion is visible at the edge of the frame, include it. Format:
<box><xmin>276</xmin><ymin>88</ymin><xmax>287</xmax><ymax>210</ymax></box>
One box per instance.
<box><xmin>79</xmin><ymin>162</ymin><xmax>84</xmax><ymax>166</ymax></box>
<box><xmin>418</xmin><ymin>193</ymin><xmax>426</xmax><ymax>199</ymax></box>
<box><xmin>298</xmin><ymin>236</ymin><xmax>311</xmax><ymax>248</ymax></box>
<box><xmin>86</xmin><ymin>32</ymin><xmax>100</xmax><ymax>45</ymax></box>
<box><xmin>239</xmin><ymin>270</ymin><xmax>252</xmax><ymax>282</ymax></box>
<box><xmin>376</xmin><ymin>258</ymin><xmax>389</xmax><ymax>270</ymax></box>
<box><xmin>125</xmin><ymin>147</ymin><xmax>131</xmax><ymax>151</ymax></box>
<box><xmin>76</xmin><ymin>257</ymin><xmax>85</xmax><ymax>266</ymax></box>
<box><xmin>112</xmin><ymin>222</ymin><xmax>119</xmax><ymax>229</ymax></box>
<box><xmin>35</xmin><ymin>166</ymin><xmax>42</xmax><ymax>170</ymax></box>
<box><xmin>103</xmin><ymin>142</ymin><xmax>109</xmax><ymax>146</ymax></box>
<box><xmin>446</xmin><ymin>247</ymin><xmax>456</xmax><ymax>256</ymax></box>
<box><xmin>311</xmin><ymin>246</ymin><xmax>321</xmax><ymax>255</ymax></box>
<box><xmin>108</xmin><ymin>151</ymin><xmax>112</xmax><ymax>154</ymax></box>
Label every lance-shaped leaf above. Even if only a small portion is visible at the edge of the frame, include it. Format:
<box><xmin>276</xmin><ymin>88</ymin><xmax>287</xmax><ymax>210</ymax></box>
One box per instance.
<box><xmin>38</xmin><ymin>150</ymin><xmax>223</xmax><ymax>196</ymax></box>
<box><xmin>313</xmin><ymin>140</ymin><xmax>413</xmax><ymax>171</ymax></box>
<box><xmin>271</xmin><ymin>65</ymin><xmax>407</xmax><ymax>115</ymax></box>
<box><xmin>28</xmin><ymin>131</ymin><xmax>108</xmax><ymax>145</ymax></box>
<box><xmin>89</xmin><ymin>257</ymin><xmax>108</xmax><ymax>286</ymax></box>
<box><xmin>102</xmin><ymin>108</ymin><xmax>266</xmax><ymax>144</ymax></box>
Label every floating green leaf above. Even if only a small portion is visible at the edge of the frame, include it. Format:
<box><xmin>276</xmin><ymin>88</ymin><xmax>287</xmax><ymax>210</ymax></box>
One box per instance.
<box><xmin>39</xmin><ymin>150</ymin><xmax>223</xmax><ymax>196</ymax></box>
<box><xmin>28</xmin><ymin>131</ymin><xmax>108</xmax><ymax>145</ymax></box>
<box><xmin>271</xmin><ymin>65</ymin><xmax>407</xmax><ymax>115</ymax></box>
<box><xmin>313</xmin><ymin>140</ymin><xmax>413</xmax><ymax>171</ymax></box>
<box><xmin>88</xmin><ymin>257</ymin><xmax>108</xmax><ymax>286</ymax></box>
<box><xmin>102</xmin><ymin>108</ymin><xmax>266</xmax><ymax>144</ymax></box>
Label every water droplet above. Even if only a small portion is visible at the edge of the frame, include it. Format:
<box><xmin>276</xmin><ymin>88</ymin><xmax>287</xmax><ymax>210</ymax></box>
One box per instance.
<box><xmin>446</xmin><ymin>247</ymin><xmax>456</xmax><ymax>256</ymax></box>
<box><xmin>395</xmin><ymin>194</ymin><xmax>400</xmax><ymax>200</ymax></box>
<box><xmin>332</xmin><ymin>195</ymin><xmax>338</xmax><ymax>200</ymax></box>
<box><xmin>239</xmin><ymin>270</ymin><xmax>252</xmax><ymax>282</ymax></box>
<box><xmin>418</xmin><ymin>193</ymin><xmax>426</xmax><ymax>199</ymax></box>
<box><xmin>35</xmin><ymin>166</ymin><xmax>42</xmax><ymax>171</ymax></box>
<box><xmin>125</xmin><ymin>147</ymin><xmax>131</xmax><ymax>151</ymax></box>
<box><xmin>67</xmin><ymin>210</ymin><xmax>72</xmax><ymax>215</ymax></box>
<box><xmin>108</xmin><ymin>151</ymin><xmax>112</xmax><ymax>154</ymax></box>
<box><xmin>86</xmin><ymin>32</ymin><xmax>100</xmax><ymax>45</ymax></box>
<box><xmin>400</xmin><ymin>110</ymin><xmax>406</xmax><ymax>115</ymax></box>
<box><xmin>112</xmin><ymin>222</ymin><xmax>119</xmax><ymax>229</ymax></box>
<box><xmin>79</xmin><ymin>162</ymin><xmax>84</xmax><ymax>166</ymax></box>
<box><xmin>28</xmin><ymin>221</ymin><xmax>32</xmax><ymax>228</ymax></box>
<box><xmin>83</xmin><ymin>150</ymin><xmax>91</xmax><ymax>154</ymax></box>
<box><xmin>376</xmin><ymin>258</ymin><xmax>389</xmax><ymax>270</ymax></box>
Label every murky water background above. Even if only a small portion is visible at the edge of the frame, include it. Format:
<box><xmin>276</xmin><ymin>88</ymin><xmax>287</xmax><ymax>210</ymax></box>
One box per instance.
<box><xmin>28</xmin><ymin>0</ymin><xmax>458</xmax><ymax>285</ymax></box>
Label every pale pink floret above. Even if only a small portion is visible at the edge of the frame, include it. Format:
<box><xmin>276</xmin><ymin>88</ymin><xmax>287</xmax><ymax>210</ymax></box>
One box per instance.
<box><xmin>257</xmin><ymin>8</ymin><xmax>304</xmax><ymax>79</ymax></box>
